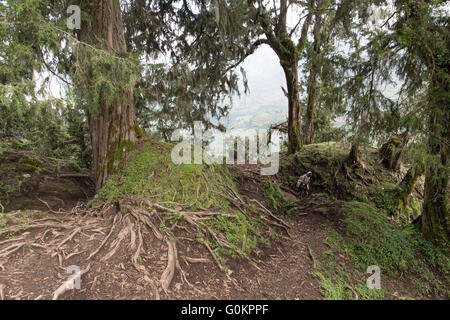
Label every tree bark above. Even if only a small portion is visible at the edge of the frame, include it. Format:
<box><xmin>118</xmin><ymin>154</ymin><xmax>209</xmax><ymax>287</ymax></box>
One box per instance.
<box><xmin>281</xmin><ymin>61</ymin><xmax>302</xmax><ymax>154</ymax></box>
<box><xmin>421</xmin><ymin>82</ymin><xmax>449</xmax><ymax>244</ymax></box>
<box><xmin>304</xmin><ymin>11</ymin><xmax>323</xmax><ymax>145</ymax></box>
<box><xmin>256</xmin><ymin>0</ymin><xmax>311</xmax><ymax>154</ymax></box>
<box><xmin>379</xmin><ymin>131</ymin><xmax>409</xmax><ymax>171</ymax></box>
<box><xmin>304</xmin><ymin>66</ymin><xmax>319</xmax><ymax>145</ymax></box>
<box><xmin>78</xmin><ymin>0</ymin><xmax>138</xmax><ymax>190</ymax></box>
<box><xmin>393</xmin><ymin>162</ymin><xmax>424</xmax><ymax>214</ymax></box>
<box><xmin>401</xmin><ymin>0</ymin><xmax>449</xmax><ymax>245</ymax></box>
<box><xmin>348</xmin><ymin>143</ymin><xmax>361</xmax><ymax>166</ymax></box>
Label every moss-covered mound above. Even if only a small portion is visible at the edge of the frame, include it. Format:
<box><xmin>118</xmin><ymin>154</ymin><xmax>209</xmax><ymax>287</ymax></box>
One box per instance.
<box><xmin>279</xmin><ymin>142</ymin><xmax>424</xmax><ymax>224</ymax></box>
<box><xmin>92</xmin><ymin>140</ymin><xmax>284</xmax><ymax>269</ymax></box>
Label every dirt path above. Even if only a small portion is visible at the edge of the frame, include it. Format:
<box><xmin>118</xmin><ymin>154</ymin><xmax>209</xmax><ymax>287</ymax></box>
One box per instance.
<box><xmin>0</xmin><ymin>166</ymin><xmax>338</xmax><ymax>300</ymax></box>
<box><xmin>223</xmin><ymin>171</ymin><xmax>338</xmax><ymax>300</ymax></box>
<box><xmin>228</xmin><ymin>213</ymin><xmax>328</xmax><ymax>299</ymax></box>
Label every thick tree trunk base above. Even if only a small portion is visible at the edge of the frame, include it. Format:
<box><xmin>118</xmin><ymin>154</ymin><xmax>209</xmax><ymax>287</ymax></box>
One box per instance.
<box><xmin>421</xmin><ymin>162</ymin><xmax>449</xmax><ymax>245</ymax></box>
<box><xmin>379</xmin><ymin>132</ymin><xmax>409</xmax><ymax>171</ymax></box>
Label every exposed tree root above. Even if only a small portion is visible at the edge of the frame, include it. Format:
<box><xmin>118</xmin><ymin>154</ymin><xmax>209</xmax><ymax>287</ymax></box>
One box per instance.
<box><xmin>307</xmin><ymin>246</ymin><xmax>317</xmax><ymax>269</ymax></box>
<box><xmin>185</xmin><ymin>257</ymin><xmax>211</xmax><ymax>264</ymax></box>
<box><xmin>204</xmin><ymin>241</ymin><xmax>226</xmax><ymax>273</ymax></box>
<box><xmin>0</xmin><ymin>221</ymin><xmax>72</xmax><ymax>239</ymax></box>
<box><xmin>0</xmin><ymin>242</ymin><xmax>25</xmax><ymax>258</ymax></box>
<box><xmin>346</xmin><ymin>285</ymin><xmax>359</xmax><ymax>300</ymax></box>
<box><xmin>160</xmin><ymin>239</ymin><xmax>177</xmax><ymax>292</ymax></box>
<box><xmin>101</xmin><ymin>216</ymin><xmax>132</xmax><ymax>262</ymax></box>
<box><xmin>52</xmin><ymin>264</ymin><xmax>91</xmax><ymax>300</ymax></box>
<box><xmin>87</xmin><ymin>214</ymin><xmax>120</xmax><ymax>260</ymax></box>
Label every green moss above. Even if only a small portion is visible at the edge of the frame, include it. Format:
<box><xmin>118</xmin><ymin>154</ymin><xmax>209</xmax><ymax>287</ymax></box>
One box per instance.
<box><xmin>94</xmin><ymin>140</ymin><xmax>276</xmax><ymax>263</ymax></box>
<box><xmin>69</xmin><ymin>160</ymin><xmax>82</xmax><ymax>173</ymax></box>
<box><xmin>369</xmin><ymin>183</ymin><xmax>399</xmax><ymax>215</ymax></box>
<box><xmin>20</xmin><ymin>157</ymin><xmax>44</xmax><ymax>173</ymax></box>
<box><xmin>288</xmin><ymin>124</ymin><xmax>302</xmax><ymax>153</ymax></box>
<box><xmin>106</xmin><ymin>140</ymin><xmax>136</xmax><ymax>174</ymax></box>
<box><xmin>261</xmin><ymin>178</ymin><xmax>297</xmax><ymax>215</ymax></box>
<box><xmin>282</xmin><ymin>142</ymin><xmax>423</xmax><ymax>225</ymax></box>
<box><xmin>0</xmin><ymin>180</ymin><xmax>20</xmax><ymax>194</ymax></box>
<box><xmin>22</xmin><ymin>157</ymin><xmax>43</xmax><ymax>168</ymax></box>
<box><xmin>134</xmin><ymin>124</ymin><xmax>145</xmax><ymax>139</ymax></box>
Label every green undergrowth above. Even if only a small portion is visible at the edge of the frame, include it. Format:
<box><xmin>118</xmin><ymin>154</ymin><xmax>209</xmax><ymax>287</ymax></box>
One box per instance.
<box><xmin>261</xmin><ymin>178</ymin><xmax>297</xmax><ymax>215</ymax></box>
<box><xmin>327</xmin><ymin>201</ymin><xmax>449</xmax><ymax>297</ymax></box>
<box><xmin>280</xmin><ymin>142</ymin><xmax>447</xmax><ymax>298</ymax></box>
<box><xmin>312</xmin><ymin>248</ymin><xmax>388</xmax><ymax>300</ymax></box>
<box><xmin>93</xmin><ymin>140</ymin><xmax>277</xmax><ymax>268</ymax></box>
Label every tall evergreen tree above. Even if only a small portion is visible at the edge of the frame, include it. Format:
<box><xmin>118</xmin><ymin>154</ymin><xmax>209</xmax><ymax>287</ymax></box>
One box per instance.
<box><xmin>74</xmin><ymin>0</ymin><xmax>140</xmax><ymax>190</ymax></box>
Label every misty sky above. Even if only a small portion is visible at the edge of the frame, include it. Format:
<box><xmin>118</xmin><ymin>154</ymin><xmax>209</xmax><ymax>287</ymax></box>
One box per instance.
<box><xmin>226</xmin><ymin>44</ymin><xmax>288</xmax><ymax>133</ymax></box>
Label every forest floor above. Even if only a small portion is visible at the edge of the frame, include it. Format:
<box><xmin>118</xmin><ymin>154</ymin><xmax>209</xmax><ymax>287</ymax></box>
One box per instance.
<box><xmin>0</xmin><ymin>142</ymin><xmax>448</xmax><ymax>300</ymax></box>
<box><xmin>0</xmin><ymin>164</ymin><xmax>329</xmax><ymax>300</ymax></box>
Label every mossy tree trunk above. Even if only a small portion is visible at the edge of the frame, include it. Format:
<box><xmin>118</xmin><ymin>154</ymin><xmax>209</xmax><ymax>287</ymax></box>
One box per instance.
<box><xmin>399</xmin><ymin>0</ymin><xmax>449</xmax><ymax>245</ymax></box>
<box><xmin>395</xmin><ymin>162</ymin><xmax>424</xmax><ymax>209</ymax></box>
<box><xmin>421</xmin><ymin>77</ymin><xmax>449</xmax><ymax>244</ymax></box>
<box><xmin>304</xmin><ymin>63</ymin><xmax>319</xmax><ymax>146</ymax></box>
<box><xmin>379</xmin><ymin>131</ymin><xmax>409</xmax><ymax>171</ymax></box>
<box><xmin>281</xmin><ymin>60</ymin><xmax>302</xmax><ymax>154</ymax></box>
<box><xmin>348</xmin><ymin>142</ymin><xmax>361</xmax><ymax>166</ymax></box>
<box><xmin>78</xmin><ymin>0</ymin><xmax>138</xmax><ymax>190</ymax></box>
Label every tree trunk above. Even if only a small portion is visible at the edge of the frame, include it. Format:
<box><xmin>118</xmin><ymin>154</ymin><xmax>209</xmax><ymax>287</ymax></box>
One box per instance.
<box><xmin>304</xmin><ymin>12</ymin><xmax>323</xmax><ymax>146</ymax></box>
<box><xmin>348</xmin><ymin>142</ymin><xmax>361</xmax><ymax>166</ymax></box>
<box><xmin>393</xmin><ymin>162</ymin><xmax>424</xmax><ymax>214</ymax></box>
<box><xmin>304</xmin><ymin>67</ymin><xmax>319</xmax><ymax>145</ymax></box>
<box><xmin>399</xmin><ymin>0</ymin><xmax>449</xmax><ymax>245</ymax></box>
<box><xmin>281</xmin><ymin>61</ymin><xmax>302</xmax><ymax>154</ymax></box>
<box><xmin>379</xmin><ymin>131</ymin><xmax>409</xmax><ymax>171</ymax></box>
<box><xmin>78</xmin><ymin>0</ymin><xmax>138</xmax><ymax>190</ymax></box>
<box><xmin>421</xmin><ymin>82</ymin><xmax>449</xmax><ymax>244</ymax></box>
